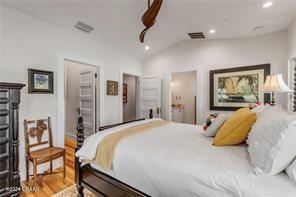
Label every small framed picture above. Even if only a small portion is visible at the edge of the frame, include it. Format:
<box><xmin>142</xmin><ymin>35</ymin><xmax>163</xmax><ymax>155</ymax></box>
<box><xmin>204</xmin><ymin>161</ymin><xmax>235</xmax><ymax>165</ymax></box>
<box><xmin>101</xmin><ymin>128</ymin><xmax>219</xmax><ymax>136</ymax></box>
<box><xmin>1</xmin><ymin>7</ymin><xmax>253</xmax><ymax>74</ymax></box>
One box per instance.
<box><xmin>107</xmin><ymin>80</ymin><xmax>118</xmax><ymax>96</ymax></box>
<box><xmin>28</xmin><ymin>68</ymin><xmax>54</xmax><ymax>94</ymax></box>
<box><xmin>123</xmin><ymin>83</ymin><xmax>127</xmax><ymax>103</ymax></box>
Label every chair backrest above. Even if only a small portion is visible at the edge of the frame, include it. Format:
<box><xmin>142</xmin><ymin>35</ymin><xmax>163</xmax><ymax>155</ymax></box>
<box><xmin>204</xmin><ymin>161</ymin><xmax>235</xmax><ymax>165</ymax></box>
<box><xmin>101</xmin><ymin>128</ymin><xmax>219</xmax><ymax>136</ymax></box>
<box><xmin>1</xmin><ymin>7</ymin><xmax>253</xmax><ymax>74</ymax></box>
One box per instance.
<box><xmin>24</xmin><ymin>117</ymin><xmax>53</xmax><ymax>155</ymax></box>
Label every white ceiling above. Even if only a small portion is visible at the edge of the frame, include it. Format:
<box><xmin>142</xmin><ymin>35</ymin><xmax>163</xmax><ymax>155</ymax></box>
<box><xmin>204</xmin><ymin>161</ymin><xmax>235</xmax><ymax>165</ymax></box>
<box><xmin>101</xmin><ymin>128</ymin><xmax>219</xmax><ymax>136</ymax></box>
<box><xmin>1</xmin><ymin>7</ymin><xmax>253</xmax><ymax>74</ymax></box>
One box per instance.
<box><xmin>2</xmin><ymin>0</ymin><xmax>296</xmax><ymax>59</ymax></box>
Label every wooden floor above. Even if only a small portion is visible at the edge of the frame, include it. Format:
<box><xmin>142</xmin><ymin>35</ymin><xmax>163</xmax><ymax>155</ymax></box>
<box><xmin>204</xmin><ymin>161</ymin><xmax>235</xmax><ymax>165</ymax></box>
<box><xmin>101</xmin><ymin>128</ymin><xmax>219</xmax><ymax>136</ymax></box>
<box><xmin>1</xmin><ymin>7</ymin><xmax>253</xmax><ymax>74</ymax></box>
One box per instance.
<box><xmin>20</xmin><ymin>167</ymin><xmax>75</xmax><ymax>197</ymax></box>
<box><xmin>21</xmin><ymin>136</ymin><xmax>77</xmax><ymax>197</ymax></box>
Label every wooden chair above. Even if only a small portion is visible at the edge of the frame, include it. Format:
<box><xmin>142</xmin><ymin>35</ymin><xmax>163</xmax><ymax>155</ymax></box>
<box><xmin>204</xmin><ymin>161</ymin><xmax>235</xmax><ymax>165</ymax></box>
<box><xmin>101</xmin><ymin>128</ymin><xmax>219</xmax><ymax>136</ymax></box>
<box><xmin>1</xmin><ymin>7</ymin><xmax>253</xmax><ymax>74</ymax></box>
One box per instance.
<box><xmin>24</xmin><ymin>117</ymin><xmax>65</xmax><ymax>186</ymax></box>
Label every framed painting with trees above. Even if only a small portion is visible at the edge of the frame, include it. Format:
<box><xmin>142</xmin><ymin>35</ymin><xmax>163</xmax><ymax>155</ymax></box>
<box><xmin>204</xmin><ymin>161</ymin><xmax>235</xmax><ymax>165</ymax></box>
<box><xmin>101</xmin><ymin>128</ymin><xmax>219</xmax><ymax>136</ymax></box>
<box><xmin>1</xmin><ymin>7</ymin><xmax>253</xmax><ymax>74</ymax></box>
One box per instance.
<box><xmin>210</xmin><ymin>64</ymin><xmax>270</xmax><ymax>111</ymax></box>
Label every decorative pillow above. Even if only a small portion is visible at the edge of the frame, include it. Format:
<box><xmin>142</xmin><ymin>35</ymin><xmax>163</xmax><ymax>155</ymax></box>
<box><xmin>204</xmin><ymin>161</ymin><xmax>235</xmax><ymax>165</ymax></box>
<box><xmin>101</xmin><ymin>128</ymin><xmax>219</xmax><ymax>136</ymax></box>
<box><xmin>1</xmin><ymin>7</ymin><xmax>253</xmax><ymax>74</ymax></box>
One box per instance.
<box><xmin>251</xmin><ymin>105</ymin><xmax>269</xmax><ymax>118</ymax></box>
<box><xmin>213</xmin><ymin>108</ymin><xmax>256</xmax><ymax>146</ymax></box>
<box><xmin>247</xmin><ymin>107</ymin><xmax>296</xmax><ymax>175</ymax></box>
<box><xmin>203</xmin><ymin>114</ymin><xmax>228</xmax><ymax>137</ymax></box>
<box><xmin>203</xmin><ymin>113</ymin><xmax>219</xmax><ymax>130</ymax></box>
<box><xmin>251</xmin><ymin>104</ymin><xmax>283</xmax><ymax>118</ymax></box>
<box><xmin>286</xmin><ymin>158</ymin><xmax>296</xmax><ymax>183</ymax></box>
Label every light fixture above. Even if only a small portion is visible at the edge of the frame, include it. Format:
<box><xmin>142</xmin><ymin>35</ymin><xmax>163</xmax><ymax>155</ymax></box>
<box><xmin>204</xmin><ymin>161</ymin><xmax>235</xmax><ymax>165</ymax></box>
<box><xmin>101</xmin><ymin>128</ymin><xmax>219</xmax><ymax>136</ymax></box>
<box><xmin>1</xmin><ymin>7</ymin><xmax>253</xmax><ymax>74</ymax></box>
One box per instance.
<box><xmin>145</xmin><ymin>46</ymin><xmax>150</xmax><ymax>50</ymax></box>
<box><xmin>262</xmin><ymin>1</ymin><xmax>273</xmax><ymax>8</ymax></box>
<box><xmin>261</xmin><ymin>74</ymin><xmax>292</xmax><ymax>106</ymax></box>
<box><xmin>140</xmin><ymin>0</ymin><xmax>163</xmax><ymax>43</ymax></box>
<box><xmin>209</xmin><ymin>29</ymin><xmax>216</xmax><ymax>34</ymax></box>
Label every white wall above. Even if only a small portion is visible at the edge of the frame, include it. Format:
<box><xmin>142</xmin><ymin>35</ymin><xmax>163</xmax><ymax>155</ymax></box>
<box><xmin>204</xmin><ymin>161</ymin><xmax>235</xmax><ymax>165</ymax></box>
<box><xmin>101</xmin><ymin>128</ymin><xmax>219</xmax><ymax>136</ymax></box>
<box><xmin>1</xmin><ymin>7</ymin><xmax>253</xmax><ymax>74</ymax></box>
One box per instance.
<box><xmin>123</xmin><ymin>74</ymin><xmax>137</xmax><ymax>122</ymax></box>
<box><xmin>143</xmin><ymin>31</ymin><xmax>288</xmax><ymax>123</ymax></box>
<box><xmin>172</xmin><ymin>71</ymin><xmax>196</xmax><ymax>124</ymax></box>
<box><xmin>0</xmin><ymin>5</ymin><xmax>141</xmax><ymax>180</ymax></box>
<box><xmin>288</xmin><ymin>18</ymin><xmax>296</xmax><ymax>58</ymax></box>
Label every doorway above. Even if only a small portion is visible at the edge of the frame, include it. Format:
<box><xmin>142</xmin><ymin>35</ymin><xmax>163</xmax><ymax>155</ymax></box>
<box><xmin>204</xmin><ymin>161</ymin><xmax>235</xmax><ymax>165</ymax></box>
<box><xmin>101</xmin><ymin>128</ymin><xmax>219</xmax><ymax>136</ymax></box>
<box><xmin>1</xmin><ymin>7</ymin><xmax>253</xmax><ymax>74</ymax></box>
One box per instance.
<box><xmin>122</xmin><ymin>73</ymin><xmax>139</xmax><ymax>122</ymax></box>
<box><xmin>64</xmin><ymin>60</ymin><xmax>98</xmax><ymax>137</ymax></box>
<box><xmin>170</xmin><ymin>71</ymin><xmax>197</xmax><ymax>124</ymax></box>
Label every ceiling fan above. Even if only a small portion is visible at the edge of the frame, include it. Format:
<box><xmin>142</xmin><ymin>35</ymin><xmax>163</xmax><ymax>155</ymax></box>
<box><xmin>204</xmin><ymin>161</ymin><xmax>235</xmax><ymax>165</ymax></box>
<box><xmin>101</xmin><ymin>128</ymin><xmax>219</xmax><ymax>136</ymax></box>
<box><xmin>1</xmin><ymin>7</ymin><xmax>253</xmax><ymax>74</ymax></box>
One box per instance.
<box><xmin>140</xmin><ymin>0</ymin><xmax>163</xmax><ymax>43</ymax></box>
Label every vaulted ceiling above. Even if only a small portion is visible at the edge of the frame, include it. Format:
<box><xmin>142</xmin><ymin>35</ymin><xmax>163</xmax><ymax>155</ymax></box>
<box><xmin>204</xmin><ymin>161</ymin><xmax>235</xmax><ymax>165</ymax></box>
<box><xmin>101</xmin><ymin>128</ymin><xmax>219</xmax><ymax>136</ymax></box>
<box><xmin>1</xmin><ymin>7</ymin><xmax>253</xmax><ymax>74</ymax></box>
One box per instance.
<box><xmin>2</xmin><ymin>0</ymin><xmax>296</xmax><ymax>59</ymax></box>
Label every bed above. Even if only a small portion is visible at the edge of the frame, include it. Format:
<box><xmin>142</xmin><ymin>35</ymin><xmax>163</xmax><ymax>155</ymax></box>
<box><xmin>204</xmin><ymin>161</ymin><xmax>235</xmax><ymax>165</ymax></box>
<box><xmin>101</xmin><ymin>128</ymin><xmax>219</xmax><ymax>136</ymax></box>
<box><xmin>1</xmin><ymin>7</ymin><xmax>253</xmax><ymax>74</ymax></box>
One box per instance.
<box><xmin>75</xmin><ymin>117</ymin><xmax>296</xmax><ymax>197</ymax></box>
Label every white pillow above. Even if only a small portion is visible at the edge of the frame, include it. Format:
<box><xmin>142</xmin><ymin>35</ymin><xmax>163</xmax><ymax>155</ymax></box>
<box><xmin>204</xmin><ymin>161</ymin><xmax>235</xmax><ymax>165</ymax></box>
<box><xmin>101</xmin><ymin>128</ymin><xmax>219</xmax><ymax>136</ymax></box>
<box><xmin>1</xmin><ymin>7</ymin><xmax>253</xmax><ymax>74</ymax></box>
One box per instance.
<box><xmin>247</xmin><ymin>107</ymin><xmax>296</xmax><ymax>175</ymax></box>
<box><xmin>286</xmin><ymin>158</ymin><xmax>296</xmax><ymax>183</ymax></box>
<box><xmin>251</xmin><ymin>104</ymin><xmax>282</xmax><ymax>118</ymax></box>
<box><xmin>204</xmin><ymin>114</ymin><xmax>228</xmax><ymax>137</ymax></box>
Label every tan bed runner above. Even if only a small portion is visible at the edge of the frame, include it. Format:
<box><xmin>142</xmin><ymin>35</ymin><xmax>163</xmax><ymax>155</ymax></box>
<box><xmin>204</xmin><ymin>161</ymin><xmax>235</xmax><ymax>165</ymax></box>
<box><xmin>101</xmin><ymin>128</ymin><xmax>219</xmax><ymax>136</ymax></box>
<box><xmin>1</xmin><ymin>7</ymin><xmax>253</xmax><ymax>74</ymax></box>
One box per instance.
<box><xmin>87</xmin><ymin>120</ymin><xmax>169</xmax><ymax>170</ymax></box>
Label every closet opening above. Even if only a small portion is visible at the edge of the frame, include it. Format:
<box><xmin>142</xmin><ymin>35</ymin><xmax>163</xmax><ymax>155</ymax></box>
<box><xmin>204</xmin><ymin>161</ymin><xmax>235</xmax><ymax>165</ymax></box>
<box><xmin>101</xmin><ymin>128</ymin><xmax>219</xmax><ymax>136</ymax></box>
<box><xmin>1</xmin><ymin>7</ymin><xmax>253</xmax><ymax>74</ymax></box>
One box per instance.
<box><xmin>64</xmin><ymin>60</ymin><xmax>98</xmax><ymax>137</ymax></box>
<box><xmin>170</xmin><ymin>71</ymin><xmax>197</xmax><ymax>124</ymax></box>
<box><xmin>122</xmin><ymin>73</ymin><xmax>140</xmax><ymax>122</ymax></box>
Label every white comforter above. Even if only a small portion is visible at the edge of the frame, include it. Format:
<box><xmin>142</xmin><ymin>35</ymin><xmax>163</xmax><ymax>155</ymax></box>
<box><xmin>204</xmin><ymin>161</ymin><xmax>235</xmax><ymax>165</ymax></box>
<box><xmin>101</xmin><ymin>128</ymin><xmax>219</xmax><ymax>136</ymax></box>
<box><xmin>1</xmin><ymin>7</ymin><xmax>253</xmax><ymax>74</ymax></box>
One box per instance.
<box><xmin>76</xmin><ymin>119</ymin><xmax>296</xmax><ymax>197</ymax></box>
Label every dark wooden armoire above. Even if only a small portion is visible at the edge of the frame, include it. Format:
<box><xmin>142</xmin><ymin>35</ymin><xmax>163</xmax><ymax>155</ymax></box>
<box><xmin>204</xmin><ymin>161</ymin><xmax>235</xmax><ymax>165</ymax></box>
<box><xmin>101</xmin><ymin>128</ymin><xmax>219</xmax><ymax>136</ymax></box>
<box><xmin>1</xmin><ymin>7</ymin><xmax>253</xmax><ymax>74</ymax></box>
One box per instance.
<box><xmin>0</xmin><ymin>82</ymin><xmax>25</xmax><ymax>196</ymax></box>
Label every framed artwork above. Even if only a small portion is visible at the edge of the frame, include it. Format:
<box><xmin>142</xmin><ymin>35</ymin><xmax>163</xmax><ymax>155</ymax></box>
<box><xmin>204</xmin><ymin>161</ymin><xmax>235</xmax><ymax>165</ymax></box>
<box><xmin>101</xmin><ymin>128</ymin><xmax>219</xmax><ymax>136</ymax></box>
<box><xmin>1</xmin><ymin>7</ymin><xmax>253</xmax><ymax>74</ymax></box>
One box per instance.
<box><xmin>107</xmin><ymin>80</ymin><xmax>118</xmax><ymax>95</ymax></box>
<box><xmin>210</xmin><ymin>64</ymin><xmax>270</xmax><ymax>111</ymax></box>
<box><xmin>123</xmin><ymin>83</ymin><xmax>127</xmax><ymax>103</ymax></box>
<box><xmin>28</xmin><ymin>68</ymin><xmax>54</xmax><ymax>94</ymax></box>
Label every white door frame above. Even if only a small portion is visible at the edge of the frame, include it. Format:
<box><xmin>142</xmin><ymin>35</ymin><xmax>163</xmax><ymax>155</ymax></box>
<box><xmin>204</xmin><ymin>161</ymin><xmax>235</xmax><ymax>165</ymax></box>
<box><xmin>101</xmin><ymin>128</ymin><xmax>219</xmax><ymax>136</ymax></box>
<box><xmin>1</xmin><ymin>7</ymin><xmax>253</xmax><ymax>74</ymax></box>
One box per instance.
<box><xmin>57</xmin><ymin>51</ymin><xmax>104</xmax><ymax>148</ymax></box>
<box><xmin>165</xmin><ymin>67</ymin><xmax>203</xmax><ymax>124</ymax></box>
<box><xmin>288</xmin><ymin>53</ymin><xmax>296</xmax><ymax>112</ymax></box>
<box><xmin>119</xmin><ymin>70</ymin><xmax>140</xmax><ymax>122</ymax></box>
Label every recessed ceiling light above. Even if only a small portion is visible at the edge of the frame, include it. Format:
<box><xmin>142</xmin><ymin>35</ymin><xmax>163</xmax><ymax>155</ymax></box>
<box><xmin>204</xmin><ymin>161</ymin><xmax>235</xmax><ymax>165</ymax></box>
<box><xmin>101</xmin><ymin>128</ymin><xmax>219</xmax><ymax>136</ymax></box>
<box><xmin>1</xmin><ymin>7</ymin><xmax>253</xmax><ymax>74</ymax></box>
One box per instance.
<box><xmin>262</xmin><ymin>1</ymin><xmax>273</xmax><ymax>8</ymax></box>
<box><xmin>209</xmin><ymin>29</ymin><xmax>216</xmax><ymax>34</ymax></box>
<box><xmin>145</xmin><ymin>46</ymin><xmax>150</xmax><ymax>50</ymax></box>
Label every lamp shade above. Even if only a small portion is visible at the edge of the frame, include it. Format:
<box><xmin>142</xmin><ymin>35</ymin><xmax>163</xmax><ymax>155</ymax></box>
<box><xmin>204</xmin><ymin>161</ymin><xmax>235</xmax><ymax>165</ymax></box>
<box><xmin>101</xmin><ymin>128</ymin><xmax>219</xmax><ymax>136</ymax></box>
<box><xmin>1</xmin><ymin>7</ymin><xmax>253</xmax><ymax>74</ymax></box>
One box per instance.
<box><xmin>261</xmin><ymin>74</ymin><xmax>292</xmax><ymax>93</ymax></box>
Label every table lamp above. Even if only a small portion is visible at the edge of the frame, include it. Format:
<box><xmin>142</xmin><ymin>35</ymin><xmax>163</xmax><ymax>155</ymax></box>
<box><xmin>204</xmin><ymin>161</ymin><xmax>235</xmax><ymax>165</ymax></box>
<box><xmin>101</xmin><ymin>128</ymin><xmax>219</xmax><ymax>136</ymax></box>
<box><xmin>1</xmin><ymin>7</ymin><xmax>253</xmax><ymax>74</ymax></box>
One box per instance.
<box><xmin>261</xmin><ymin>74</ymin><xmax>292</xmax><ymax>106</ymax></box>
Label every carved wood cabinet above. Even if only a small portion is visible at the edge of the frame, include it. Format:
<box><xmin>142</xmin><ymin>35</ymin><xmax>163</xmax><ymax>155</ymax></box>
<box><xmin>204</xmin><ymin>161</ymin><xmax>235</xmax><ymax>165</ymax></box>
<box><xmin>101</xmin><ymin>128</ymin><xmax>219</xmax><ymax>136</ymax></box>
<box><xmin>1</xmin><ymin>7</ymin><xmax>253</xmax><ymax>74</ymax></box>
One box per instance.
<box><xmin>0</xmin><ymin>82</ymin><xmax>25</xmax><ymax>196</ymax></box>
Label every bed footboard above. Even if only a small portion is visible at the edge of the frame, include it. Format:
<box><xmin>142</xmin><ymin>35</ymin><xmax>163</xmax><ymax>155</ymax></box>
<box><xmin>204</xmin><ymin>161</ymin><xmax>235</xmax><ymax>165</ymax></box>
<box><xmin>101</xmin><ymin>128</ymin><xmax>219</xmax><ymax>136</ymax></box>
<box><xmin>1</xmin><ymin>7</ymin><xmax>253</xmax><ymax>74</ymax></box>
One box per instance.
<box><xmin>75</xmin><ymin>110</ymin><xmax>155</xmax><ymax>196</ymax></box>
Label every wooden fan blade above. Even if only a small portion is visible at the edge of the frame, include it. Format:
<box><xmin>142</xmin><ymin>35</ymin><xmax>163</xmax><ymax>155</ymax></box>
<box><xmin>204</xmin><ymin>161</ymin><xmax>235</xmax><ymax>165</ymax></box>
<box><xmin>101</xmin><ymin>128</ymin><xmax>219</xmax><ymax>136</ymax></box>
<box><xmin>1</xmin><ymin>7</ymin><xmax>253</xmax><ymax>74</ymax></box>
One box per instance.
<box><xmin>140</xmin><ymin>0</ymin><xmax>163</xmax><ymax>43</ymax></box>
<box><xmin>140</xmin><ymin>26</ymin><xmax>151</xmax><ymax>43</ymax></box>
<box><xmin>142</xmin><ymin>0</ymin><xmax>162</xmax><ymax>26</ymax></box>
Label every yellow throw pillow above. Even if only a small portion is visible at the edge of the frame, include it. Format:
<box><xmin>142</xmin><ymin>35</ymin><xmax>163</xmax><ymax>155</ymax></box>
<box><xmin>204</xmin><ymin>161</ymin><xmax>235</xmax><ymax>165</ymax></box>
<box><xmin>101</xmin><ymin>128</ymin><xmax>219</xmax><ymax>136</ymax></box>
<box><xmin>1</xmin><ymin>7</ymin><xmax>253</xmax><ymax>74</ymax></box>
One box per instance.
<box><xmin>213</xmin><ymin>108</ymin><xmax>256</xmax><ymax>146</ymax></box>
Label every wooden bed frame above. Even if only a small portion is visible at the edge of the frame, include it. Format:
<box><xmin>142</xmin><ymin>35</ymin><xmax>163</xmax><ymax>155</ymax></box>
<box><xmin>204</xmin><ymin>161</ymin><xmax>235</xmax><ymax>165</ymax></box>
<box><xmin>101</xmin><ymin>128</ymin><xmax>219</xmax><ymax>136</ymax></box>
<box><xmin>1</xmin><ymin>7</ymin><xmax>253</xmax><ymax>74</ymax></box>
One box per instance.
<box><xmin>75</xmin><ymin>109</ymin><xmax>154</xmax><ymax>197</ymax></box>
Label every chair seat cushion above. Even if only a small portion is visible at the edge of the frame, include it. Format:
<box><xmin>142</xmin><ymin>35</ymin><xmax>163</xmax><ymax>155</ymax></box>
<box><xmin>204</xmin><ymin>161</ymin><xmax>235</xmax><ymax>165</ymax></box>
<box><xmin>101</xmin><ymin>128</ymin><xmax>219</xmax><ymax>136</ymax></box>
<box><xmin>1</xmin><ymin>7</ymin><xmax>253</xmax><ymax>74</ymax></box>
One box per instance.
<box><xmin>30</xmin><ymin>147</ymin><xmax>64</xmax><ymax>159</ymax></box>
